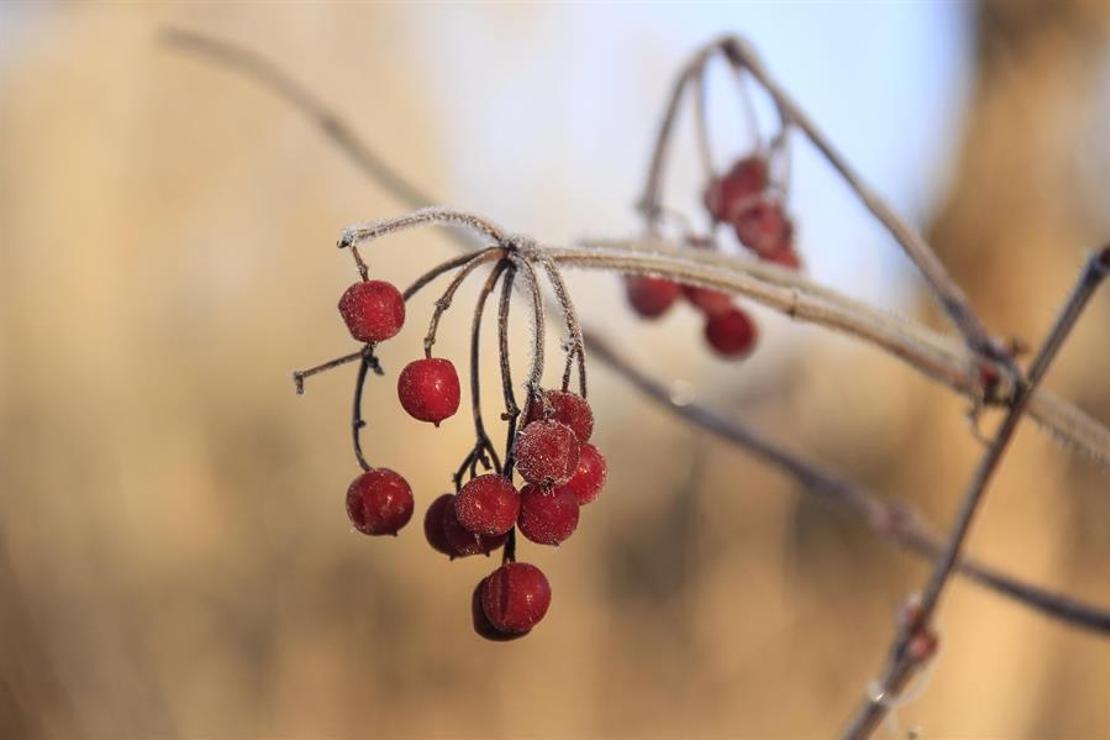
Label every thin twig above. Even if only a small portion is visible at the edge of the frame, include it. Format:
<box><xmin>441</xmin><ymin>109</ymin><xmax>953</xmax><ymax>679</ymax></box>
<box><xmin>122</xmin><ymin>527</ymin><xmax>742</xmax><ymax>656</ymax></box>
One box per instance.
<box><xmin>842</xmin><ymin>247</ymin><xmax>1110</xmax><ymax>740</ymax></box>
<box><xmin>350</xmin><ymin>346</ymin><xmax>384</xmax><ymax>472</ymax></box>
<box><xmin>422</xmin><ymin>247</ymin><xmax>504</xmax><ymax>357</ymax></box>
<box><xmin>535</xmin><ymin>255</ymin><xmax>588</xmax><ymax>397</ymax></box>
<box><xmin>292</xmin><ymin>349</ymin><xmax>363</xmax><ymax>395</ymax></box>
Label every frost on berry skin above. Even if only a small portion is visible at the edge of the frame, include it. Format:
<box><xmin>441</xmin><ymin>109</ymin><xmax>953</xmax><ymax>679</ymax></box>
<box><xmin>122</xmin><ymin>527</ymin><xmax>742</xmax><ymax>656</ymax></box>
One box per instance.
<box><xmin>704</xmin><ymin>307</ymin><xmax>758</xmax><ymax>358</ymax></box>
<box><xmin>338</xmin><ymin>280</ymin><xmax>406</xmax><ymax>344</ymax></box>
<box><xmin>442</xmin><ymin>493</ymin><xmax>507</xmax><ymax>558</ymax></box>
<box><xmin>558</xmin><ymin>443</ymin><xmax>607</xmax><ymax>506</ymax></box>
<box><xmin>732</xmin><ymin>197</ymin><xmax>793</xmax><ymax>257</ymax></box>
<box><xmin>524</xmin><ymin>390</ymin><xmax>594</xmax><ymax>442</ymax></box>
<box><xmin>471</xmin><ymin>577</ymin><xmax>528</xmax><ymax>641</ymax></box>
<box><xmin>625</xmin><ymin>275</ymin><xmax>681</xmax><ymax>319</ymax></box>
<box><xmin>423</xmin><ymin>493</ymin><xmax>456</xmax><ymax>556</ymax></box>
<box><xmin>514</xmin><ymin>420</ymin><xmax>580</xmax><ymax>486</ymax></box>
<box><xmin>517</xmin><ymin>484</ymin><xmax>579</xmax><ymax>546</ymax></box>
<box><xmin>397</xmin><ymin>358</ymin><xmax>461</xmax><ymax>426</ymax></box>
<box><xmin>703</xmin><ymin>155</ymin><xmax>769</xmax><ymax>222</ymax></box>
<box><xmin>345</xmin><ymin>468</ymin><xmax>414</xmax><ymax>536</ymax></box>
<box><xmin>480</xmin><ymin>562</ymin><xmax>552</xmax><ymax>634</ymax></box>
<box><xmin>455</xmin><ymin>474</ymin><xmax>520</xmax><ymax>537</ymax></box>
<box><xmin>682</xmin><ymin>285</ymin><xmax>733</xmax><ymax>316</ymax></box>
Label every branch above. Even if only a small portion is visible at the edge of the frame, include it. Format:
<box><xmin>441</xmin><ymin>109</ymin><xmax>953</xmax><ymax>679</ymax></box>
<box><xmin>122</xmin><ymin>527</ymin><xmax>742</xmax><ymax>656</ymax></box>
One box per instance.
<box><xmin>842</xmin><ymin>247</ymin><xmax>1110</xmax><ymax>739</ymax></box>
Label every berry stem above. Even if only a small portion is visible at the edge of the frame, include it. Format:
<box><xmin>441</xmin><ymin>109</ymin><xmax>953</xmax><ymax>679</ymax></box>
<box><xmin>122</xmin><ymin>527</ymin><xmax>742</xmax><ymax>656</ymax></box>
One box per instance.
<box><xmin>497</xmin><ymin>262</ymin><xmax>523</xmax><ymax>478</ymax></box>
<box><xmin>338</xmin><ymin>206</ymin><xmax>507</xmax><ymax>253</ymax></box>
<box><xmin>423</xmin><ymin>247</ymin><xmax>505</xmax><ymax>358</ymax></box>
<box><xmin>535</xmin><ymin>256</ymin><xmax>588</xmax><ymax>397</ymax></box>
<box><xmin>403</xmin><ymin>251</ymin><xmax>494</xmax><ymax>301</ymax></box>
<box><xmin>461</xmin><ymin>260</ymin><xmax>509</xmax><ymax>482</ymax></box>
<box><xmin>509</xmin><ymin>253</ymin><xmax>547</xmax><ymax>411</ymax></box>
<box><xmin>292</xmin><ymin>349</ymin><xmax>364</xmax><ymax>395</ymax></box>
<box><xmin>842</xmin><ymin>247</ymin><xmax>1110</xmax><ymax>740</ymax></box>
<box><xmin>351</xmin><ymin>345</ymin><xmax>384</xmax><ymax>472</ymax></box>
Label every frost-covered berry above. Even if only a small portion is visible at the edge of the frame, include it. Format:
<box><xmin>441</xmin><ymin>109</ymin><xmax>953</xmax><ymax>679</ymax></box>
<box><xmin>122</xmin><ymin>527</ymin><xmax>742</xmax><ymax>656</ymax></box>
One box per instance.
<box><xmin>480</xmin><ymin>562</ymin><xmax>552</xmax><ymax>634</ymax></box>
<box><xmin>423</xmin><ymin>493</ymin><xmax>456</xmax><ymax>556</ymax></box>
<box><xmin>525</xmin><ymin>390</ymin><xmax>594</xmax><ymax>442</ymax></box>
<box><xmin>703</xmin><ymin>155</ymin><xmax>769</xmax><ymax>222</ymax></box>
<box><xmin>345</xmin><ymin>468</ymin><xmax>413</xmax><ymax>536</ymax></box>
<box><xmin>733</xmin><ymin>197</ymin><xmax>793</xmax><ymax>256</ymax></box>
<box><xmin>455</xmin><ymin>474</ymin><xmax>520</xmax><ymax>536</ymax></box>
<box><xmin>471</xmin><ymin>577</ymin><xmax>528</xmax><ymax>641</ymax></box>
<box><xmin>625</xmin><ymin>275</ymin><xmax>681</xmax><ymax>319</ymax></box>
<box><xmin>338</xmin><ymin>280</ymin><xmax>406</xmax><ymax>343</ymax></box>
<box><xmin>558</xmin><ymin>443</ymin><xmax>607</xmax><ymax>506</ymax></box>
<box><xmin>517</xmin><ymin>484</ymin><xmax>579</xmax><ymax>546</ymax></box>
<box><xmin>442</xmin><ymin>493</ymin><xmax>507</xmax><ymax>557</ymax></box>
<box><xmin>398</xmin><ymin>357</ymin><xmax>460</xmax><ymax>426</ymax></box>
<box><xmin>683</xmin><ymin>285</ymin><xmax>733</xmax><ymax>316</ymax></box>
<box><xmin>705</xmin><ymin>307</ymin><xmax>758</xmax><ymax>358</ymax></box>
<box><xmin>515</xmin><ymin>420</ymin><xmax>580</xmax><ymax>486</ymax></box>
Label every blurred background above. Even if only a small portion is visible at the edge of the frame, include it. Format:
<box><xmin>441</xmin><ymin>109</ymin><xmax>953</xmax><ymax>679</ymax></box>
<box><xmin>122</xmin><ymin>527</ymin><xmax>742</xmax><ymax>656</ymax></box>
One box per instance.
<box><xmin>2</xmin><ymin>2</ymin><xmax>1109</xmax><ymax>737</ymax></box>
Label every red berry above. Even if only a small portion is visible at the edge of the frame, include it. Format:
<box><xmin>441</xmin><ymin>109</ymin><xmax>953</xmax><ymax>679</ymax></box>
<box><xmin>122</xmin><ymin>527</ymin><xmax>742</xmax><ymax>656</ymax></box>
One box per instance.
<box><xmin>338</xmin><ymin>280</ymin><xmax>405</xmax><ymax>343</ymax></box>
<box><xmin>733</xmin><ymin>197</ymin><xmax>793</xmax><ymax>256</ymax></box>
<box><xmin>703</xmin><ymin>155</ymin><xmax>769</xmax><ymax>222</ymax></box>
<box><xmin>345</xmin><ymin>468</ymin><xmax>413</xmax><ymax>536</ymax></box>
<box><xmin>682</xmin><ymin>285</ymin><xmax>733</xmax><ymax>316</ymax></box>
<box><xmin>397</xmin><ymin>358</ymin><xmax>461</xmax><ymax>426</ymax></box>
<box><xmin>423</xmin><ymin>493</ymin><xmax>455</xmax><ymax>556</ymax></box>
<box><xmin>704</xmin><ymin>307</ymin><xmax>758</xmax><ymax>358</ymax></box>
<box><xmin>480</xmin><ymin>562</ymin><xmax>551</xmax><ymax>634</ymax></box>
<box><xmin>442</xmin><ymin>494</ymin><xmax>506</xmax><ymax>557</ymax></box>
<box><xmin>625</xmin><ymin>275</ymin><xmax>681</xmax><ymax>319</ymax></box>
<box><xmin>514</xmin><ymin>420</ymin><xmax>580</xmax><ymax>486</ymax></box>
<box><xmin>558</xmin><ymin>443</ymin><xmax>607</xmax><ymax>506</ymax></box>
<box><xmin>518</xmin><ymin>484</ymin><xmax>579</xmax><ymax>545</ymax></box>
<box><xmin>455</xmin><ymin>475</ymin><xmax>520</xmax><ymax>536</ymax></box>
<box><xmin>471</xmin><ymin>577</ymin><xmax>528</xmax><ymax>641</ymax></box>
<box><xmin>524</xmin><ymin>390</ymin><xmax>594</xmax><ymax>442</ymax></box>
<box><xmin>762</xmin><ymin>245</ymin><xmax>802</xmax><ymax>270</ymax></box>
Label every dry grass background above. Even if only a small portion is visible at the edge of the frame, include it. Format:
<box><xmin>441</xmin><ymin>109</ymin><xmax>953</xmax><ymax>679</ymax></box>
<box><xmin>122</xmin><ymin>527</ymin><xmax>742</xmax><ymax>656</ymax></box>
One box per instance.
<box><xmin>1</xmin><ymin>3</ymin><xmax>1108</xmax><ymax>738</ymax></box>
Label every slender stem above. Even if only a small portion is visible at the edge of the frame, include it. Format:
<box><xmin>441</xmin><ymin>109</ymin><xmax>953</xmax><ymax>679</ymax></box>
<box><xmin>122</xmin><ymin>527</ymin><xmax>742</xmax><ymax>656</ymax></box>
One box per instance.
<box><xmin>498</xmin><ymin>264</ymin><xmax>523</xmax><ymax>476</ymax></box>
<box><xmin>403</xmin><ymin>251</ymin><xmax>493</xmax><ymax>301</ymax></box>
<box><xmin>350</xmin><ymin>346</ymin><xmax>384</xmax><ymax>472</ymax></box>
<box><xmin>423</xmin><ymin>247</ymin><xmax>504</xmax><ymax>357</ymax></box>
<box><xmin>692</xmin><ymin>63</ymin><xmax>715</xmax><ymax>177</ymax></box>
<box><xmin>292</xmin><ymin>349</ymin><xmax>363</xmax><ymax>395</ymax></box>
<box><xmin>717</xmin><ymin>36</ymin><xmax>1000</xmax><ymax>361</ymax></box>
<box><xmin>584</xmin><ymin>326</ymin><xmax>1110</xmax><ymax>634</ymax></box>
<box><xmin>843</xmin><ymin>247</ymin><xmax>1110</xmax><ymax>740</ymax></box>
<box><xmin>338</xmin><ymin>207</ymin><xmax>506</xmax><ymax>252</ymax></box>
<box><xmin>510</xmin><ymin>253</ymin><xmax>547</xmax><ymax>404</ymax></box>
<box><xmin>536</xmin><ymin>255</ymin><xmax>588</xmax><ymax>397</ymax></box>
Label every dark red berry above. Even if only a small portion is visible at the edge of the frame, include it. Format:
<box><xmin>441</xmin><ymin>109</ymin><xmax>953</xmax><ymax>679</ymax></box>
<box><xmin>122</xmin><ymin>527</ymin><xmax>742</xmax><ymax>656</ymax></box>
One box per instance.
<box><xmin>762</xmin><ymin>245</ymin><xmax>802</xmax><ymax>270</ymax></box>
<box><xmin>345</xmin><ymin>468</ymin><xmax>413</xmax><ymax>536</ymax></box>
<box><xmin>423</xmin><ymin>493</ymin><xmax>455</xmax><ymax>556</ymax></box>
<box><xmin>703</xmin><ymin>155</ymin><xmax>769</xmax><ymax>222</ymax></box>
<box><xmin>682</xmin><ymin>285</ymin><xmax>733</xmax><ymax>316</ymax></box>
<box><xmin>518</xmin><ymin>484</ymin><xmax>579</xmax><ymax>546</ymax></box>
<box><xmin>338</xmin><ymin>280</ymin><xmax>405</xmax><ymax>343</ymax></box>
<box><xmin>514</xmin><ymin>420</ymin><xmax>580</xmax><ymax>486</ymax></box>
<box><xmin>455</xmin><ymin>474</ymin><xmax>520</xmax><ymax>536</ymax></box>
<box><xmin>480</xmin><ymin>562</ymin><xmax>551</xmax><ymax>634</ymax></box>
<box><xmin>625</xmin><ymin>275</ymin><xmax>681</xmax><ymax>319</ymax></box>
<box><xmin>733</xmin><ymin>197</ymin><xmax>793</xmax><ymax>256</ymax></box>
<box><xmin>558</xmin><ymin>443</ymin><xmax>607</xmax><ymax>506</ymax></box>
<box><xmin>471</xmin><ymin>577</ymin><xmax>528</xmax><ymax>641</ymax></box>
<box><xmin>524</xmin><ymin>390</ymin><xmax>594</xmax><ymax>442</ymax></box>
<box><xmin>704</xmin><ymin>307</ymin><xmax>758</xmax><ymax>358</ymax></box>
<box><xmin>442</xmin><ymin>494</ymin><xmax>506</xmax><ymax>557</ymax></box>
<box><xmin>397</xmin><ymin>357</ymin><xmax>461</xmax><ymax>426</ymax></box>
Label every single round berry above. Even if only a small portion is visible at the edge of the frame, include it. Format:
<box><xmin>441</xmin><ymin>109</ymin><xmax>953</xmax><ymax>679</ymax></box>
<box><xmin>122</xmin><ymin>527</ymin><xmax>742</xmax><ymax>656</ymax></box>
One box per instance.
<box><xmin>682</xmin><ymin>285</ymin><xmax>733</xmax><ymax>316</ymax></box>
<box><xmin>423</xmin><ymin>493</ymin><xmax>455</xmax><ymax>556</ymax></box>
<box><xmin>524</xmin><ymin>390</ymin><xmax>594</xmax><ymax>442</ymax></box>
<box><xmin>703</xmin><ymin>155</ymin><xmax>769</xmax><ymax>222</ymax></box>
<box><xmin>518</xmin><ymin>484</ymin><xmax>579</xmax><ymax>546</ymax></box>
<box><xmin>338</xmin><ymin>280</ymin><xmax>406</xmax><ymax>343</ymax></box>
<box><xmin>471</xmin><ymin>577</ymin><xmax>528</xmax><ymax>641</ymax></box>
<box><xmin>345</xmin><ymin>468</ymin><xmax>413</xmax><ymax>536</ymax></box>
<box><xmin>442</xmin><ymin>494</ymin><xmax>507</xmax><ymax>558</ymax></box>
<box><xmin>625</xmin><ymin>275</ymin><xmax>681</xmax><ymax>319</ymax></box>
<box><xmin>558</xmin><ymin>442</ymin><xmax>607</xmax><ymax>506</ymax></box>
<box><xmin>455</xmin><ymin>474</ymin><xmax>520</xmax><ymax>536</ymax></box>
<box><xmin>704</xmin><ymin>307</ymin><xmax>758</xmax><ymax>358</ymax></box>
<box><xmin>397</xmin><ymin>358</ymin><xmax>461</xmax><ymax>426</ymax></box>
<box><xmin>480</xmin><ymin>562</ymin><xmax>551</xmax><ymax>634</ymax></box>
<box><xmin>514</xmin><ymin>420</ymin><xmax>580</xmax><ymax>486</ymax></box>
<box><xmin>732</xmin><ymin>197</ymin><xmax>793</xmax><ymax>256</ymax></box>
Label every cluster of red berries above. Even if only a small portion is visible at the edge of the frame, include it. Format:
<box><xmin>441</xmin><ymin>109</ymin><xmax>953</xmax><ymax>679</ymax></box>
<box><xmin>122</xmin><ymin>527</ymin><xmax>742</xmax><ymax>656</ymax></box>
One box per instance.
<box><xmin>334</xmin><ymin>273</ymin><xmax>606</xmax><ymax>640</ymax></box>
<box><xmin>625</xmin><ymin>153</ymin><xmax>802</xmax><ymax>360</ymax></box>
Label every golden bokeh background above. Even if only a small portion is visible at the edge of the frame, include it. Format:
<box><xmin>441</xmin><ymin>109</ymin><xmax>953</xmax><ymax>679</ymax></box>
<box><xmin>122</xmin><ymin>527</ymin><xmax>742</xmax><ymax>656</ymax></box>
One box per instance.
<box><xmin>2</xmin><ymin>3</ymin><xmax>1108</xmax><ymax>738</ymax></box>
